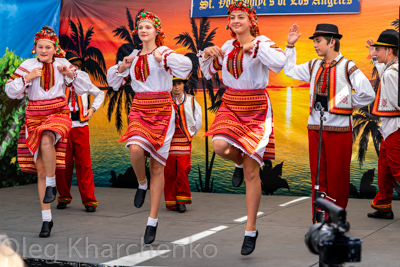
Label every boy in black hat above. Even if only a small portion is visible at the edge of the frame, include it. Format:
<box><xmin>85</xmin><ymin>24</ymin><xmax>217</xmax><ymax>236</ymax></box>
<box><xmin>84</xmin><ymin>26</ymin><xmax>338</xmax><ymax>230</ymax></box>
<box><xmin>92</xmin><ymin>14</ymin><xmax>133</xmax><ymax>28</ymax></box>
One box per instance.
<box><xmin>366</xmin><ymin>29</ymin><xmax>399</xmax><ymax>219</ymax></box>
<box><xmin>56</xmin><ymin>52</ymin><xmax>104</xmax><ymax>212</ymax></box>
<box><xmin>163</xmin><ymin>77</ymin><xmax>202</xmax><ymax>212</ymax></box>
<box><xmin>284</xmin><ymin>23</ymin><xmax>375</xmax><ymax>221</ymax></box>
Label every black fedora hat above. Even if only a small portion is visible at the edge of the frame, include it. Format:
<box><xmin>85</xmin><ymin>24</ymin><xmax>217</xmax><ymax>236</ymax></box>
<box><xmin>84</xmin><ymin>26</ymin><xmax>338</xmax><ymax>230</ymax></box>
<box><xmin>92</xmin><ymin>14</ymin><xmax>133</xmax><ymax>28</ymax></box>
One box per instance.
<box><xmin>65</xmin><ymin>51</ymin><xmax>85</xmax><ymax>65</ymax></box>
<box><xmin>309</xmin><ymin>23</ymin><xmax>343</xmax><ymax>40</ymax></box>
<box><xmin>372</xmin><ymin>29</ymin><xmax>399</xmax><ymax>48</ymax></box>
<box><xmin>172</xmin><ymin>76</ymin><xmax>187</xmax><ymax>83</ymax></box>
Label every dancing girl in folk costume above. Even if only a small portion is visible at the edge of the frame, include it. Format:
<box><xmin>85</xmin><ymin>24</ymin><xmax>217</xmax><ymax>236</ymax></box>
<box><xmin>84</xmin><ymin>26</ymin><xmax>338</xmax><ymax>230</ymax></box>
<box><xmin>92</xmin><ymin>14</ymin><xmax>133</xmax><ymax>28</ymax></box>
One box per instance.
<box><xmin>164</xmin><ymin>77</ymin><xmax>202</xmax><ymax>213</ymax></box>
<box><xmin>284</xmin><ymin>23</ymin><xmax>375</xmax><ymax>221</ymax></box>
<box><xmin>107</xmin><ymin>11</ymin><xmax>192</xmax><ymax>244</ymax></box>
<box><xmin>5</xmin><ymin>26</ymin><xmax>91</xmax><ymax>237</ymax></box>
<box><xmin>198</xmin><ymin>0</ymin><xmax>286</xmax><ymax>255</ymax></box>
<box><xmin>56</xmin><ymin>52</ymin><xmax>105</xmax><ymax>213</ymax></box>
<box><xmin>366</xmin><ymin>30</ymin><xmax>400</xmax><ymax>220</ymax></box>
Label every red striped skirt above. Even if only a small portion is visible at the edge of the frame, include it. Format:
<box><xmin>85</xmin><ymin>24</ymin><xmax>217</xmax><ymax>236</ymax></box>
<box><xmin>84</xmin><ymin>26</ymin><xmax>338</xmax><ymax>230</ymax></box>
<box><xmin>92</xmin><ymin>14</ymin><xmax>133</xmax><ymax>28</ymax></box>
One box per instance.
<box><xmin>204</xmin><ymin>87</ymin><xmax>275</xmax><ymax>162</ymax></box>
<box><xmin>17</xmin><ymin>98</ymin><xmax>71</xmax><ymax>174</ymax></box>
<box><xmin>119</xmin><ymin>91</ymin><xmax>173</xmax><ymax>151</ymax></box>
<box><xmin>169</xmin><ymin>126</ymin><xmax>192</xmax><ymax>156</ymax></box>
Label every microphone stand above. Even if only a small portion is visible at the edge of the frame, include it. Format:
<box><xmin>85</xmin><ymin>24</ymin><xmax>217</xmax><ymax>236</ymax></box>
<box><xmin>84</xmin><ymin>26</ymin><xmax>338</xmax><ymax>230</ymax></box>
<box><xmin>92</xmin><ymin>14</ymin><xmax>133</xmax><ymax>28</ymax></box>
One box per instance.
<box><xmin>313</xmin><ymin>102</ymin><xmax>326</xmax><ymax>224</ymax></box>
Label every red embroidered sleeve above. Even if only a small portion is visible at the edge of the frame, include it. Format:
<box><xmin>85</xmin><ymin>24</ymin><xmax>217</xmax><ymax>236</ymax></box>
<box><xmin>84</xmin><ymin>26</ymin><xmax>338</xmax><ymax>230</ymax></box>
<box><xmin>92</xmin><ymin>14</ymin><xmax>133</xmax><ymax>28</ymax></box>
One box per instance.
<box><xmin>161</xmin><ymin>49</ymin><xmax>175</xmax><ymax>73</ymax></box>
<box><xmin>252</xmin><ymin>40</ymin><xmax>261</xmax><ymax>58</ymax></box>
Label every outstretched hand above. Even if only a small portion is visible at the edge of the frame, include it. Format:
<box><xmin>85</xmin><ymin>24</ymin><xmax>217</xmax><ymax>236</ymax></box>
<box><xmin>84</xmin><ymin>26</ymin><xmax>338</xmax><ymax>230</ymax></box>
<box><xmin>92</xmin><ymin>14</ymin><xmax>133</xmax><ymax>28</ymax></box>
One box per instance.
<box><xmin>366</xmin><ymin>38</ymin><xmax>376</xmax><ymax>57</ymax></box>
<box><xmin>287</xmin><ymin>23</ymin><xmax>302</xmax><ymax>45</ymax></box>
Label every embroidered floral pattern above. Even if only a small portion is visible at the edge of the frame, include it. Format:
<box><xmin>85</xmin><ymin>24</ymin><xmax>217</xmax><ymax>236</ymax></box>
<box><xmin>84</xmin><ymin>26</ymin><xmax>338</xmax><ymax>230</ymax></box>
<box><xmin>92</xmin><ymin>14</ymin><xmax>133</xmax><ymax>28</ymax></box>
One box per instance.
<box><xmin>40</xmin><ymin>62</ymin><xmax>55</xmax><ymax>91</ymax></box>
<box><xmin>252</xmin><ymin>40</ymin><xmax>261</xmax><ymax>58</ymax></box>
<box><xmin>134</xmin><ymin>54</ymin><xmax>150</xmax><ymax>83</ymax></box>
<box><xmin>226</xmin><ymin>40</ymin><xmax>244</xmax><ymax>79</ymax></box>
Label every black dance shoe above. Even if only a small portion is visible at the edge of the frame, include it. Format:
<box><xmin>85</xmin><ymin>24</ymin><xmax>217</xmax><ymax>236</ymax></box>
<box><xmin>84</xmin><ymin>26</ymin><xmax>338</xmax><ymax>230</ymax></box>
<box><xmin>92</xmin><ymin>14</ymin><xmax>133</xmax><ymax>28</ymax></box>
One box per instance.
<box><xmin>241</xmin><ymin>230</ymin><xmax>258</xmax><ymax>256</ymax></box>
<box><xmin>57</xmin><ymin>202</ymin><xmax>68</xmax><ymax>209</ymax></box>
<box><xmin>232</xmin><ymin>167</ymin><xmax>244</xmax><ymax>187</ymax></box>
<box><xmin>144</xmin><ymin>223</ymin><xmax>158</xmax><ymax>244</ymax></box>
<box><xmin>178</xmin><ymin>204</ymin><xmax>186</xmax><ymax>213</ymax></box>
<box><xmin>43</xmin><ymin>186</ymin><xmax>57</xmax><ymax>203</ymax></box>
<box><xmin>134</xmin><ymin>189</ymin><xmax>147</xmax><ymax>208</ymax></box>
<box><xmin>367</xmin><ymin>210</ymin><xmax>394</xmax><ymax>219</ymax></box>
<box><xmin>39</xmin><ymin>220</ymin><xmax>53</xmax><ymax>238</ymax></box>
<box><xmin>85</xmin><ymin>205</ymin><xmax>96</xmax><ymax>212</ymax></box>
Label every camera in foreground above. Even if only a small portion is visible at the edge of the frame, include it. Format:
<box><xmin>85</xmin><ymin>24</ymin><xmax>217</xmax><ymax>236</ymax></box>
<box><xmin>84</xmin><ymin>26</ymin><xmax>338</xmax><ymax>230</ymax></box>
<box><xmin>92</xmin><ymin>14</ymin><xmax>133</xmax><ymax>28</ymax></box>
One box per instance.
<box><xmin>305</xmin><ymin>198</ymin><xmax>362</xmax><ymax>266</ymax></box>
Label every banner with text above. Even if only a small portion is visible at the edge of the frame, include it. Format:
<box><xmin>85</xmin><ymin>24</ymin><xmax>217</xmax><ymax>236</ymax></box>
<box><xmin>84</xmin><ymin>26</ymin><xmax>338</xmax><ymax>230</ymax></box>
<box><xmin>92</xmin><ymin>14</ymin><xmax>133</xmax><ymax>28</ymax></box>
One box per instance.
<box><xmin>192</xmin><ymin>0</ymin><xmax>360</xmax><ymax>17</ymax></box>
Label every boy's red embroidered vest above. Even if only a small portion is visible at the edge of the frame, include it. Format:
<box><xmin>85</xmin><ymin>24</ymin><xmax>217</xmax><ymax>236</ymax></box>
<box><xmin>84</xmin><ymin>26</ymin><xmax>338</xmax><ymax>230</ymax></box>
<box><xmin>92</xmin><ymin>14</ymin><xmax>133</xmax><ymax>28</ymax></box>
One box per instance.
<box><xmin>371</xmin><ymin>62</ymin><xmax>399</xmax><ymax>117</ymax></box>
<box><xmin>309</xmin><ymin>57</ymin><xmax>354</xmax><ymax>115</ymax></box>
<box><xmin>65</xmin><ymin>86</ymin><xmax>89</xmax><ymax>122</ymax></box>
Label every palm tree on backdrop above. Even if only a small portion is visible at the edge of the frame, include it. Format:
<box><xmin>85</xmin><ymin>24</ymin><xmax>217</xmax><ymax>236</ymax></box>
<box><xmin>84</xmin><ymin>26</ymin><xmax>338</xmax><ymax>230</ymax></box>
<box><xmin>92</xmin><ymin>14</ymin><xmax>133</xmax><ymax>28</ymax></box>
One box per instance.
<box><xmin>104</xmin><ymin>7</ymin><xmax>144</xmax><ymax>134</ymax></box>
<box><xmin>392</xmin><ymin>18</ymin><xmax>399</xmax><ymax>31</ymax></box>
<box><xmin>59</xmin><ymin>18</ymin><xmax>107</xmax><ymax>85</ymax></box>
<box><xmin>174</xmin><ymin>11</ymin><xmax>224</xmax><ymax>193</ymax></box>
<box><xmin>352</xmin><ymin>106</ymin><xmax>382</xmax><ymax>167</ymax></box>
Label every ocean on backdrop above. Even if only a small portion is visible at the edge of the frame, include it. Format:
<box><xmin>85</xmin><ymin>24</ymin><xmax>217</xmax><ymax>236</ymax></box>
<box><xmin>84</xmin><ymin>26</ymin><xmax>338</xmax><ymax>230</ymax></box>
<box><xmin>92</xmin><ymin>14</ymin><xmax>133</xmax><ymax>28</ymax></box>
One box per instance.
<box><xmin>73</xmin><ymin>87</ymin><xmax>381</xmax><ymax>198</ymax></box>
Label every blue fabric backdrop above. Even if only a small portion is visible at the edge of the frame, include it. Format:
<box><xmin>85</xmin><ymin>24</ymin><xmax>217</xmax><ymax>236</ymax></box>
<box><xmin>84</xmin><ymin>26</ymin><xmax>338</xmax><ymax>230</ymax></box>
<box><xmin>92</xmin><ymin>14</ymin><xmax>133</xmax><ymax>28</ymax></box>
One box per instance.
<box><xmin>0</xmin><ymin>0</ymin><xmax>61</xmax><ymax>58</ymax></box>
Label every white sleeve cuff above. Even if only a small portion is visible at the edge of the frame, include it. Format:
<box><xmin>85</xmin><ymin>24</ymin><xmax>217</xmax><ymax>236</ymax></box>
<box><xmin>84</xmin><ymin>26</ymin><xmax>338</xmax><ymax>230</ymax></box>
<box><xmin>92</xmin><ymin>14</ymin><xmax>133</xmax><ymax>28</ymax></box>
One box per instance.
<box><xmin>116</xmin><ymin>61</ymin><xmax>130</xmax><ymax>77</ymax></box>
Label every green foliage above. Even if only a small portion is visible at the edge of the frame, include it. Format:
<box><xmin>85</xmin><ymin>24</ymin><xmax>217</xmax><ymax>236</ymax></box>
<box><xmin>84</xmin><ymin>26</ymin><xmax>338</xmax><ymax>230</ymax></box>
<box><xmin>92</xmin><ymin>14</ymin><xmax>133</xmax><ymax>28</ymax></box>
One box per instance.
<box><xmin>0</xmin><ymin>48</ymin><xmax>36</xmax><ymax>188</ymax></box>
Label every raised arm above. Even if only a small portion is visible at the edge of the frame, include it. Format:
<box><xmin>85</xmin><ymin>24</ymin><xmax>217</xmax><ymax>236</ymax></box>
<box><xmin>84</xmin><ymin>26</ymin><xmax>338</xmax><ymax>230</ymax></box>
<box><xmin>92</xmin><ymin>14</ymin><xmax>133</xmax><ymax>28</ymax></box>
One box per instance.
<box><xmin>5</xmin><ymin>60</ymin><xmax>35</xmax><ymax>99</ymax></box>
<box><xmin>158</xmin><ymin>48</ymin><xmax>192</xmax><ymax>79</ymax></box>
<box><xmin>107</xmin><ymin>56</ymin><xmax>134</xmax><ymax>91</ymax></box>
<box><xmin>366</xmin><ymin>38</ymin><xmax>385</xmax><ymax>77</ymax></box>
<box><xmin>249</xmin><ymin>36</ymin><xmax>286</xmax><ymax>73</ymax></box>
<box><xmin>198</xmin><ymin>45</ymin><xmax>225</xmax><ymax>80</ymax></box>
<box><xmin>60</xmin><ymin>62</ymin><xmax>91</xmax><ymax>96</ymax></box>
<box><xmin>284</xmin><ymin>24</ymin><xmax>312</xmax><ymax>82</ymax></box>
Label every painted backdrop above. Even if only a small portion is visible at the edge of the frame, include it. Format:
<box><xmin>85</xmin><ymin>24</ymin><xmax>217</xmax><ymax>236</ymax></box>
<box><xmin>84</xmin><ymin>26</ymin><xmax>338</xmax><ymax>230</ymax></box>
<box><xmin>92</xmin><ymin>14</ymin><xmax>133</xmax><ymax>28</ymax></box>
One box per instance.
<box><xmin>1</xmin><ymin>0</ymin><xmax>399</xmax><ymax>199</ymax></box>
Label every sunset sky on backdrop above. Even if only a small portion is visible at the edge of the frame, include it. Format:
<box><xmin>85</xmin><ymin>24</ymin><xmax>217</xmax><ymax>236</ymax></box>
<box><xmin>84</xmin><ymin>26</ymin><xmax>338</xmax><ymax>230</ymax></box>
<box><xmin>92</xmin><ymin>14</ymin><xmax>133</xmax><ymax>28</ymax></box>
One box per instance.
<box><xmin>60</xmin><ymin>0</ymin><xmax>399</xmax><ymax>87</ymax></box>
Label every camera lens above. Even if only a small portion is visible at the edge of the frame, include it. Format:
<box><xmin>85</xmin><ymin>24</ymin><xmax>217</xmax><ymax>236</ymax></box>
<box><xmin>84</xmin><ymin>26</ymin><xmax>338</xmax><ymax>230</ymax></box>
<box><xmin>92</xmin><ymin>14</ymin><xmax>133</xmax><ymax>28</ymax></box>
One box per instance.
<box><xmin>305</xmin><ymin>223</ymin><xmax>332</xmax><ymax>254</ymax></box>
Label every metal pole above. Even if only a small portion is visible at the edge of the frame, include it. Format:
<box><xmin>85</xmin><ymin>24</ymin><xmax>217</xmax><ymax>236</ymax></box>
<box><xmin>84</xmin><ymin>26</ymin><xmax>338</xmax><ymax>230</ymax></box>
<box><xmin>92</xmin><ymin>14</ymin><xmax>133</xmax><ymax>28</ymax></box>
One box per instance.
<box><xmin>313</xmin><ymin>102</ymin><xmax>325</xmax><ymax>224</ymax></box>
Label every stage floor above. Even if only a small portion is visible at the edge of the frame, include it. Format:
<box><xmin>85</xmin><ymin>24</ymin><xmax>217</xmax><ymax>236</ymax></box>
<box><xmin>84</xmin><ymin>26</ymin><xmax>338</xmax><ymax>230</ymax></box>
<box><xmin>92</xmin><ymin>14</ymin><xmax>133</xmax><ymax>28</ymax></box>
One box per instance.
<box><xmin>1</xmin><ymin>184</ymin><xmax>399</xmax><ymax>267</ymax></box>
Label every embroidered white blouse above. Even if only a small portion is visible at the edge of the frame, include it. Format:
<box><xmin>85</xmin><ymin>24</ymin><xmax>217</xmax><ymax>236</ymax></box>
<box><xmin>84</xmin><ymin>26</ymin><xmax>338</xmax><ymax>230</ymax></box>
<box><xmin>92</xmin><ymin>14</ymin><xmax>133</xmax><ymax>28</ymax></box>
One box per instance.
<box><xmin>373</xmin><ymin>59</ymin><xmax>400</xmax><ymax>139</ymax></box>
<box><xmin>5</xmin><ymin>58</ymin><xmax>91</xmax><ymax>100</ymax></box>
<box><xmin>199</xmin><ymin>36</ymin><xmax>286</xmax><ymax>90</ymax></box>
<box><xmin>285</xmin><ymin>48</ymin><xmax>375</xmax><ymax>131</ymax></box>
<box><xmin>198</xmin><ymin>36</ymin><xmax>285</xmax><ymax>166</ymax></box>
<box><xmin>107</xmin><ymin>46</ymin><xmax>192</xmax><ymax>92</ymax></box>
